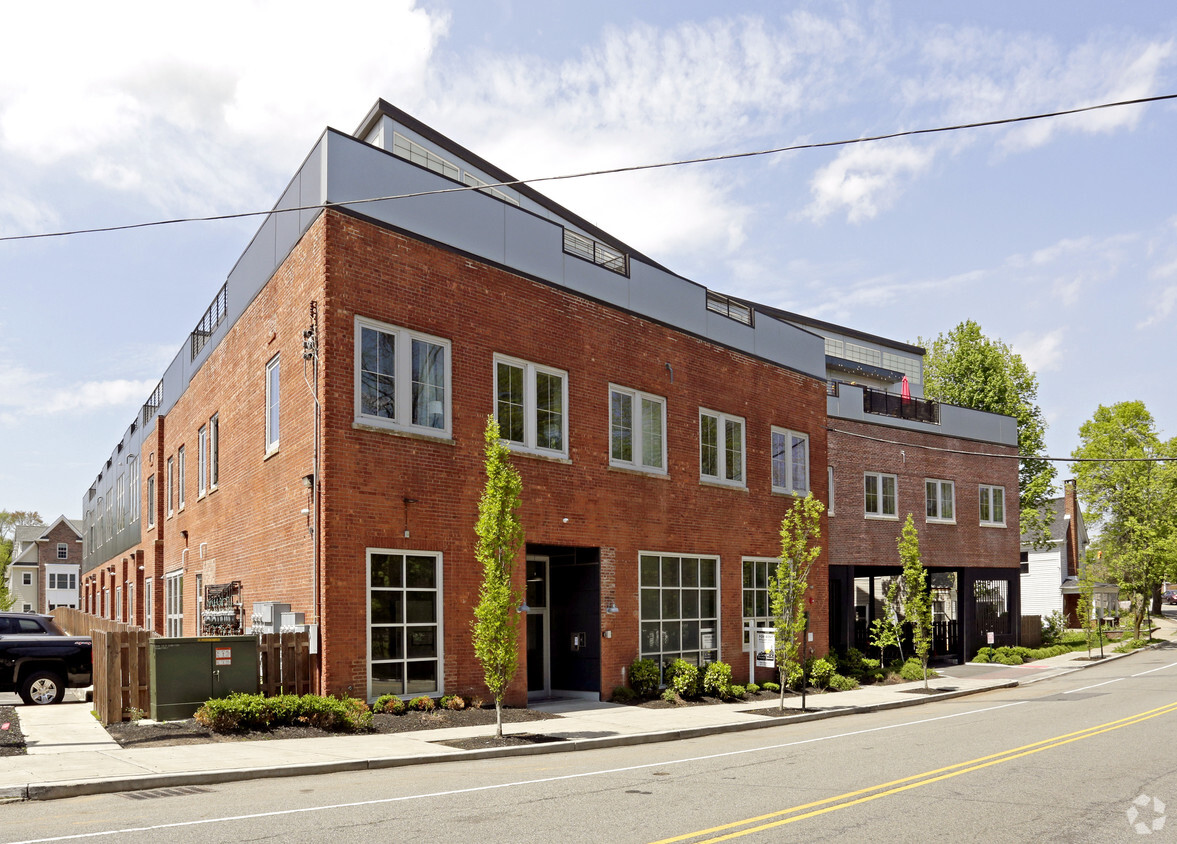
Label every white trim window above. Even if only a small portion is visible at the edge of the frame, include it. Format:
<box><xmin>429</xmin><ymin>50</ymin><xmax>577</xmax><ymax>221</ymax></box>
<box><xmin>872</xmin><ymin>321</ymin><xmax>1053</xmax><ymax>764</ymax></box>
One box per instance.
<box><xmin>494</xmin><ymin>355</ymin><xmax>568</xmax><ymax>457</ymax></box>
<box><xmin>828</xmin><ymin>466</ymin><xmax>836</xmax><ymax>515</ymax></box>
<box><xmin>699</xmin><ymin>409</ymin><xmax>745</xmax><ymax>486</ymax></box>
<box><xmin>742</xmin><ymin>557</ymin><xmax>778</xmax><ymax>649</ymax></box>
<box><xmin>266</xmin><ymin>354</ymin><xmax>280</xmax><ymax>453</ymax></box>
<box><xmin>356</xmin><ymin>317</ymin><xmax>452</xmax><ymax>437</ymax></box>
<box><xmin>639</xmin><ymin>553</ymin><xmax>720</xmax><ymax>681</ymax></box>
<box><xmin>164</xmin><ymin>571</ymin><xmax>184</xmax><ymax>637</ymax></box>
<box><xmin>925</xmin><ymin>479</ymin><xmax>955</xmax><ymax>523</ymax></box>
<box><xmin>177</xmin><ymin>445</ymin><xmax>186</xmax><ymax>510</ymax></box>
<box><xmin>144</xmin><ymin>578</ymin><xmax>154</xmax><ymax>632</ymax></box>
<box><xmin>166</xmin><ymin>456</ymin><xmax>174</xmax><ymax>517</ymax></box>
<box><xmin>209</xmin><ymin>413</ymin><xmax>219</xmax><ymax>490</ymax></box>
<box><xmin>116</xmin><ymin>474</ymin><xmax>125</xmax><ymax>531</ymax></box>
<box><xmin>980</xmin><ymin>485</ymin><xmax>1006</xmax><ymax>527</ymax></box>
<box><xmin>198</xmin><ymin>424</ymin><xmax>208</xmax><ymax>496</ymax></box>
<box><xmin>128</xmin><ymin>457</ymin><xmax>139</xmax><ymax>523</ymax></box>
<box><xmin>771</xmin><ymin>428</ymin><xmax>809</xmax><ymax>495</ymax></box>
<box><xmin>864</xmin><ymin>471</ymin><xmax>898</xmax><ymax>519</ymax></box>
<box><xmin>367</xmin><ymin>550</ymin><xmax>442</xmax><ymax>699</ymax></box>
<box><xmin>22</xmin><ymin>572</ymin><xmax>32</xmax><ymax>586</ymax></box>
<box><xmin>56</xmin><ymin>543</ymin><xmax>68</xmax><ymax>560</ymax></box>
<box><xmin>115</xmin><ymin>586</ymin><xmax>123</xmax><ymax>622</ymax></box>
<box><xmin>147</xmin><ymin>474</ymin><xmax>156</xmax><ymax>529</ymax></box>
<box><xmin>609</xmin><ymin>385</ymin><xmax>666</xmax><ymax>473</ymax></box>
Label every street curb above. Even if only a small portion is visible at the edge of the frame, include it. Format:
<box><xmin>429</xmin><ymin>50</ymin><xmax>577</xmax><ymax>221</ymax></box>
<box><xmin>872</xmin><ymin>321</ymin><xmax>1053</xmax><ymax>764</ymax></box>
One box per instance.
<box><xmin>16</xmin><ymin>679</ymin><xmax>1019</xmax><ymax>801</ymax></box>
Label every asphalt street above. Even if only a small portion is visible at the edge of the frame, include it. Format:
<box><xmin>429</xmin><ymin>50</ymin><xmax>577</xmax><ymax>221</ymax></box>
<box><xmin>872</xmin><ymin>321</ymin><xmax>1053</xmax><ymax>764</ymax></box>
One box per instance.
<box><xmin>3</xmin><ymin>643</ymin><xmax>1176</xmax><ymax>843</ymax></box>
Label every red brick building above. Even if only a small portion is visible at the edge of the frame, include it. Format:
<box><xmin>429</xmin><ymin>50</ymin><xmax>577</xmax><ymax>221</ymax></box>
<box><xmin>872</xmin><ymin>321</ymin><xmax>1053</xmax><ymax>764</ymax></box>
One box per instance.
<box><xmin>80</xmin><ymin>101</ymin><xmax>1018</xmax><ymax>701</ymax></box>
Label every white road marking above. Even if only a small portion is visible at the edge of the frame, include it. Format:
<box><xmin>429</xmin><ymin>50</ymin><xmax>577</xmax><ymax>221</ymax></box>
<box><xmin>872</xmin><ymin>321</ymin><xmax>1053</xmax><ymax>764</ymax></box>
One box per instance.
<box><xmin>5</xmin><ymin>700</ymin><xmax>1028</xmax><ymax>843</ymax></box>
<box><xmin>1132</xmin><ymin>661</ymin><xmax>1177</xmax><ymax>677</ymax></box>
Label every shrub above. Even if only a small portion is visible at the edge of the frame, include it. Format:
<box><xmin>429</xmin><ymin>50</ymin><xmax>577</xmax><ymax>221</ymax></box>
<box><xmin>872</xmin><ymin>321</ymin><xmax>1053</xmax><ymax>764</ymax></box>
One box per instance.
<box><xmin>442</xmin><ymin>694</ymin><xmax>466</xmax><ymax>711</ymax></box>
<box><xmin>666</xmin><ymin>659</ymin><xmax>701</xmax><ymax>699</ymax></box>
<box><xmin>629</xmin><ymin>658</ymin><xmax>660</xmax><ymax>697</ymax></box>
<box><xmin>745</xmin><ymin>683</ymin><xmax>760</xmax><ymax>694</ymax></box>
<box><xmin>727</xmin><ymin>685</ymin><xmax>746</xmax><ymax>699</ymax></box>
<box><xmin>374</xmin><ymin>694</ymin><xmax>400</xmax><ymax>714</ymax></box>
<box><xmin>785</xmin><ymin>663</ymin><xmax>804</xmax><ymax>691</ymax></box>
<box><xmin>385</xmin><ymin>696</ymin><xmax>406</xmax><ymax>715</ymax></box>
<box><xmin>761</xmin><ymin>681</ymin><xmax>781</xmax><ymax>693</ymax></box>
<box><xmin>900</xmin><ymin>658</ymin><xmax>926</xmax><ymax>681</ymax></box>
<box><xmin>611</xmin><ymin>685</ymin><xmax>637</xmax><ymax>703</ymax></box>
<box><xmin>194</xmin><ymin>692</ymin><xmax>372</xmax><ymax>733</ymax></box>
<box><xmin>1114</xmin><ymin>638</ymin><xmax>1148</xmax><ymax>653</ymax></box>
<box><xmin>1042</xmin><ymin>610</ymin><xmax>1068</xmax><ymax>645</ymax></box>
<box><xmin>972</xmin><ymin>647</ymin><xmax>996</xmax><ymax>663</ymax></box>
<box><xmin>660</xmin><ymin>688</ymin><xmax>679</xmax><ymax>704</ymax></box>
<box><xmin>702</xmin><ymin>661</ymin><xmax>733</xmax><ymax>698</ymax></box>
<box><xmin>808</xmin><ymin>657</ymin><xmax>836</xmax><ymax>690</ymax></box>
<box><xmin>860</xmin><ymin>657</ymin><xmax>883</xmax><ymax>683</ymax></box>
<box><xmin>836</xmin><ymin>647</ymin><xmax>867</xmax><ymax>679</ymax></box>
<box><xmin>408</xmin><ymin>695</ymin><xmax>435</xmax><ymax>712</ymax></box>
<box><xmin>829</xmin><ymin>673</ymin><xmax>859</xmax><ymax>692</ymax></box>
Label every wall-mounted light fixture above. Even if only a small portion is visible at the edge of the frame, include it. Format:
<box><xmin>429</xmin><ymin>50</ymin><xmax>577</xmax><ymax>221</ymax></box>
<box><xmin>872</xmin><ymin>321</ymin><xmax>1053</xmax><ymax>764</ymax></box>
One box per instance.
<box><xmin>302</xmin><ymin>473</ymin><xmax>315</xmax><ymax>489</ymax></box>
<box><xmin>606</xmin><ymin>599</ymin><xmax>620</xmax><ymax>614</ymax></box>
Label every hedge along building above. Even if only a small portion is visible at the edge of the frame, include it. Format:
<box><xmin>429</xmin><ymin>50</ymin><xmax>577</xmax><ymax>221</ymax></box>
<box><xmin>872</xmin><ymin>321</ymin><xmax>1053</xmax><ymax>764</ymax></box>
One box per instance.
<box><xmin>79</xmin><ymin>100</ymin><xmax>1011</xmax><ymax>702</ymax></box>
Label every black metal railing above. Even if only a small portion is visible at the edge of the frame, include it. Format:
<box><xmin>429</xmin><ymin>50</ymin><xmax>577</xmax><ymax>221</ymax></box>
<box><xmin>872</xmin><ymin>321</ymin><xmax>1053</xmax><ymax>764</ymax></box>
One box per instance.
<box><xmin>190</xmin><ymin>282</ymin><xmax>228</xmax><ymax>361</ymax></box>
<box><xmin>862</xmin><ymin>386</ymin><xmax>939</xmax><ymax>424</ymax></box>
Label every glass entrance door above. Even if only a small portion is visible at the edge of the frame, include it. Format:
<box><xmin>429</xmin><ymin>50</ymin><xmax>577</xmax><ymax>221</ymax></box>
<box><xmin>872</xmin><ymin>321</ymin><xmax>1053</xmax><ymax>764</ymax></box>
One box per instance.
<box><xmin>526</xmin><ymin>556</ymin><xmax>550</xmax><ymax>699</ymax></box>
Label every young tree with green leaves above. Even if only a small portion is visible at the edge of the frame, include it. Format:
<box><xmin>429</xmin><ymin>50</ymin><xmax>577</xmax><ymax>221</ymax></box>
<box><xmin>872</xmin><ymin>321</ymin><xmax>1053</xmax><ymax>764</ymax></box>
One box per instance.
<box><xmin>898</xmin><ymin>515</ymin><xmax>933</xmax><ymax>690</ymax></box>
<box><xmin>1076</xmin><ymin>560</ymin><xmax>1096</xmax><ymax>657</ymax></box>
<box><xmin>472</xmin><ymin>416</ymin><xmax>525</xmax><ymax>738</ymax></box>
<box><xmin>0</xmin><ymin>510</ymin><xmax>42</xmax><ymax>612</ymax></box>
<box><xmin>919</xmin><ymin>320</ymin><xmax>1055</xmax><ymax>547</ymax></box>
<box><xmin>1071</xmin><ymin>401</ymin><xmax>1176</xmax><ymax>634</ymax></box>
<box><xmin>768</xmin><ymin>494</ymin><xmax>824</xmax><ymax>712</ymax></box>
<box><xmin>868</xmin><ymin>575</ymin><xmax>904</xmax><ymax>665</ymax></box>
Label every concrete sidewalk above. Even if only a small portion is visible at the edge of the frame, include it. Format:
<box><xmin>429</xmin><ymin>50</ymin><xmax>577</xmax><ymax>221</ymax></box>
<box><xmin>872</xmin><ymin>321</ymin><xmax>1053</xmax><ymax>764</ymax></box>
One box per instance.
<box><xmin>1</xmin><ymin>623</ymin><xmax>1171</xmax><ymax>803</ymax></box>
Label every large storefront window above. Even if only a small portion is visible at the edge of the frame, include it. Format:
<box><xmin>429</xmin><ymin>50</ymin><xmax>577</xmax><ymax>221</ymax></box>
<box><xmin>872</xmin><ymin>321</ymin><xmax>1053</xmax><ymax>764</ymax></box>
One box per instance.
<box><xmin>639</xmin><ymin>553</ymin><xmax>719</xmax><ymax>679</ymax></box>
<box><xmin>368</xmin><ymin>550</ymin><xmax>442</xmax><ymax>699</ymax></box>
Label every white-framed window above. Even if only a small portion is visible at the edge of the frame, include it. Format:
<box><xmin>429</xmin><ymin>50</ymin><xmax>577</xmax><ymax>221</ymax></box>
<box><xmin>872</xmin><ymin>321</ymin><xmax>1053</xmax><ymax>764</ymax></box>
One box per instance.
<box><xmin>980</xmin><ymin>485</ymin><xmax>1006</xmax><ymax>527</ymax></box>
<box><xmin>609</xmin><ymin>385</ymin><xmax>666</xmax><ymax>473</ymax></box>
<box><xmin>115</xmin><ymin>586</ymin><xmax>123</xmax><ymax>622</ymax></box>
<box><xmin>48</xmin><ymin>573</ymin><xmax>77</xmax><ymax>590</ymax></box>
<box><xmin>147</xmin><ymin>474</ymin><xmax>156</xmax><ymax>529</ymax></box>
<box><xmin>127</xmin><ymin>582</ymin><xmax>135</xmax><ymax>625</ymax></box>
<box><xmin>391</xmin><ymin>132</ymin><xmax>460</xmax><ymax>181</ymax></box>
<box><xmin>22</xmin><ymin>572</ymin><xmax>32</xmax><ymax>586</ymax></box>
<box><xmin>266</xmin><ymin>354</ymin><xmax>280</xmax><ymax>453</ymax></box>
<box><xmin>699</xmin><ymin>409</ymin><xmax>745</xmax><ymax>486</ymax></box>
<box><xmin>771</xmin><ymin>428</ymin><xmax>809</xmax><ymax>495</ymax></box>
<box><xmin>828</xmin><ymin>466</ymin><xmax>836</xmax><ymax>515</ymax></box>
<box><xmin>166</xmin><ymin>457</ymin><xmax>174</xmax><ymax>517</ymax></box>
<box><xmin>742</xmin><ymin>557</ymin><xmax>778</xmax><ymax>649</ymax></box>
<box><xmin>209</xmin><ymin>413</ymin><xmax>219</xmax><ymax>490</ymax></box>
<box><xmin>164</xmin><ymin>571</ymin><xmax>184</xmax><ymax>637</ymax></box>
<box><xmin>925</xmin><ymin>479</ymin><xmax>955</xmax><ymax>523</ymax></box>
<box><xmin>494</xmin><ymin>355</ymin><xmax>568</xmax><ymax>457</ymax></box>
<box><xmin>864</xmin><ymin>472</ymin><xmax>898</xmax><ymax>519</ymax></box>
<box><xmin>129</xmin><ymin>457</ymin><xmax>139</xmax><ymax>523</ymax></box>
<box><xmin>355</xmin><ymin>317</ymin><xmax>452</xmax><ymax>437</ymax></box>
<box><xmin>639</xmin><ymin>552</ymin><xmax>719</xmax><ymax>681</ymax></box>
<box><xmin>56</xmin><ymin>543</ymin><xmax>68</xmax><ymax>560</ymax></box>
<box><xmin>22</xmin><ymin>603</ymin><xmax>31</xmax><ymax>613</ymax></box>
<box><xmin>367</xmin><ymin>549</ymin><xmax>443</xmax><ymax>699</ymax></box>
<box><xmin>198</xmin><ymin>424</ymin><xmax>208</xmax><ymax>496</ymax></box>
<box><xmin>177</xmin><ymin>445</ymin><xmax>186</xmax><ymax>510</ymax></box>
<box><xmin>144</xmin><ymin>578</ymin><xmax>154</xmax><ymax>632</ymax></box>
<box><xmin>119</xmin><ymin>473</ymin><xmax>127</xmax><ymax>530</ymax></box>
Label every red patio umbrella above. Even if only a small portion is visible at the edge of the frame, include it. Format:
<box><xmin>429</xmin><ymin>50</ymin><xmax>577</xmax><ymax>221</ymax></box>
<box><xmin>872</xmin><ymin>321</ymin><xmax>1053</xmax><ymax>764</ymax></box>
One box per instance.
<box><xmin>901</xmin><ymin>375</ymin><xmax>911</xmax><ymax>401</ymax></box>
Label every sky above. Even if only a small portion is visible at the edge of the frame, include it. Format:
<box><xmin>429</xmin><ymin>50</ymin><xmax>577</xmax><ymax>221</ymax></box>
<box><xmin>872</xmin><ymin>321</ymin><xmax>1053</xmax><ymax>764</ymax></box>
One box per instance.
<box><xmin>2</xmin><ymin>0</ymin><xmax>1176</xmax><ymax>520</ymax></box>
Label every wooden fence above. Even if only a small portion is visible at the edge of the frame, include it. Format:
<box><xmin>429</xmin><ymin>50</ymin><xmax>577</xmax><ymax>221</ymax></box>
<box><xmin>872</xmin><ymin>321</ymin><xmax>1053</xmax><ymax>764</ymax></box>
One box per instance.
<box><xmin>258</xmin><ymin>632</ymin><xmax>313</xmax><ymax>696</ymax></box>
<box><xmin>52</xmin><ymin>606</ymin><xmax>143</xmax><ymax>636</ymax></box>
<box><xmin>92</xmin><ymin>629</ymin><xmax>152</xmax><ymax>724</ymax></box>
<box><xmin>1020</xmin><ymin>615</ymin><xmax>1043</xmax><ymax>648</ymax></box>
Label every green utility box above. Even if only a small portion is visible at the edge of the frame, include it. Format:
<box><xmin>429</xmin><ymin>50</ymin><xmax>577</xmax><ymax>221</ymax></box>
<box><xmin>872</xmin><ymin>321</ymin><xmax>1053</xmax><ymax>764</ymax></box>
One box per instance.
<box><xmin>149</xmin><ymin>636</ymin><xmax>259</xmax><ymax>721</ymax></box>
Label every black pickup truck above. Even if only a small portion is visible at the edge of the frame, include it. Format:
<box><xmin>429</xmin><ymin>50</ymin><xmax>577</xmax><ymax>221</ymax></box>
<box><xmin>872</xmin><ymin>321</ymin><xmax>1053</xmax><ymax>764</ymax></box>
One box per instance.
<box><xmin>0</xmin><ymin>612</ymin><xmax>92</xmax><ymax>705</ymax></box>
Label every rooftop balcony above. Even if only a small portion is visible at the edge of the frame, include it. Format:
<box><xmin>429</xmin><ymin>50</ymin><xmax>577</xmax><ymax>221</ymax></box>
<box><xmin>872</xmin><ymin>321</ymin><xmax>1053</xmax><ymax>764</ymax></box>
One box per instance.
<box><xmin>827</xmin><ymin>382</ymin><xmax>1017</xmax><ymax>446</ymax></box>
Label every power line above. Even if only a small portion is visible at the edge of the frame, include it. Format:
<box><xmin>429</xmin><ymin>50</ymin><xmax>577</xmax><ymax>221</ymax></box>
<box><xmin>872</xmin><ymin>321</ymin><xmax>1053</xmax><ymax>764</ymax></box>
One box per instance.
<box><xmin>3</xmin><ymin>92</ymin><xmax>1175</xmax><ymax>244</ymax></box>
<box><xmin>827</xmin><ymin>426</ymin><xmax>1174</xmax><ymax>463</ymax></box>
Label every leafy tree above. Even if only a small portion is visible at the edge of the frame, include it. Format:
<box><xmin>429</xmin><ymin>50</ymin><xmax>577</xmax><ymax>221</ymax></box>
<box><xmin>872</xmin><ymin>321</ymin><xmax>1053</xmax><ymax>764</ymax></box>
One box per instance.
<box><xmin>0</xmin><ymin>510</ymin><xmax>42</xmax><ymax>612</ymax></box>
<box><xmin>1076</xmin><ymin>557</ymin><xmax>1096</xmax><ymax>657</ymax></box>
<box><xmin>919</xmin><ymin>320</ymin><xmax>1056</xmax><ymax>546</ymax></box>
<box><xmin>898</xmin><ymin>515</ymin><xmax>933</xmax><ymax>689</ymax></box>
<box><xmin>472</xmin><ymin>416</ymin><xmax>525</xmax><ymax>738</ymax></box>
<box><xmin>768</xmin><ymin>494</ymin><xmax>824</xmax><ymax>712</ymax></box>
<box><xmin>1071</xmin><ymin>401</ymin><xmax>1176</xmax><ymax>635</ymax></box>
<box><xmin>868</xmin><ymin>575</ymin><xmax>903</xmax><ymax>665</ymax></box>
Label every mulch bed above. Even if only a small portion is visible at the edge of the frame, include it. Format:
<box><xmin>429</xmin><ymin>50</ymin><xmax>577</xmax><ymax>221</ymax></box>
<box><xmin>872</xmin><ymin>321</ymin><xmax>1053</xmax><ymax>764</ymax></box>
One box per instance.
<box><xmin>103</xmin><ymin>706</ymin><xmax>560</xmax><ymax>749</ymax></box>
<box><xmin>0</xmin><ymin>706</ymin><xmax>24</xmax><ymax>757</ymax></box>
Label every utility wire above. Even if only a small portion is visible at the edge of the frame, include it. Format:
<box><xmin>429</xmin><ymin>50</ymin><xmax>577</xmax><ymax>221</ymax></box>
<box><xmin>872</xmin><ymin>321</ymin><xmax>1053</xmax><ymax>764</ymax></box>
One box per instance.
<box><xmin>827</xmin><ymin>425</ymin><xmax>1175</xmax><ymax>463</ymax></box>
<box><xmin>3</xmin><ymin>93</ymin><xmax>1175</xmax><ymax>244</ymax></box>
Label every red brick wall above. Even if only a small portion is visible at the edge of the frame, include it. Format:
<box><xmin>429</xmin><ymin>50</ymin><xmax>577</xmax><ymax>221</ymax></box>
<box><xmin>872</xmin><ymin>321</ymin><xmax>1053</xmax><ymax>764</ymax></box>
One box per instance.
<box><xmin>318</xmin><ymin>211</ymin><xmax>831</xmax><ymax>701</ymax></box>
<box><xmin>827</xmin><ymin>418</ymin><xmax>1020</xmax><ymax>569</ymax></box>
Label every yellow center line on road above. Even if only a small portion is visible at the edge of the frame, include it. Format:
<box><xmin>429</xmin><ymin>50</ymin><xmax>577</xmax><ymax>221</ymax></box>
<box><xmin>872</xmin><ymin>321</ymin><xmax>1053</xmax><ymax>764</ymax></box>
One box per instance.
<box><xmin>650</xmin><ymin>700</ymin><xmax>1177</xmax><ymax>844</ymax></box>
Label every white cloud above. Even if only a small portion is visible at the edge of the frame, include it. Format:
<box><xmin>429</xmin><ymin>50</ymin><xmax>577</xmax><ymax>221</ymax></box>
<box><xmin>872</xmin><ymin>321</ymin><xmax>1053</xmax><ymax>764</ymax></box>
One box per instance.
<box><xmin>1137</xmin><ymin>285</ymin><xmax>1177</xmax><ymax>328</ymax></box>
<box><xmin>804</xmin><ymin>141</ymin><xmax>936</xmax><ymax>223</ymax></box>
<box><xmin>0</xmin><ymin>360</ymin><xmax>156</xmax><ymax>421</ymax></box>
<box><xmin>1013</xmin><ymin>329</ymin><xmax>1065</xmax><ymax>373</ymax></box>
